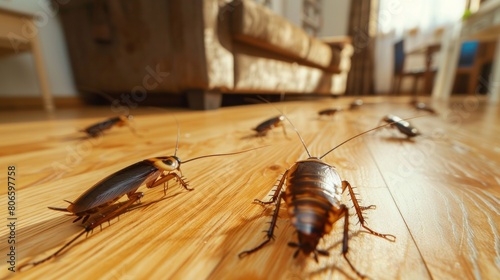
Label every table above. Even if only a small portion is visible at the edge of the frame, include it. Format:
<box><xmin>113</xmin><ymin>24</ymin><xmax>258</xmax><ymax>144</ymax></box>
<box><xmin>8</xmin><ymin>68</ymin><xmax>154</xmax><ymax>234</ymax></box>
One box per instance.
<box><xmin>433</xmin><ymin>0</ymin><xmax>500</xmax><ymax>103</ymax></box>
<box><xmin>0</xmin><ymin>7</ymin><xmax>54</xmax><ymax>112</ymax></box>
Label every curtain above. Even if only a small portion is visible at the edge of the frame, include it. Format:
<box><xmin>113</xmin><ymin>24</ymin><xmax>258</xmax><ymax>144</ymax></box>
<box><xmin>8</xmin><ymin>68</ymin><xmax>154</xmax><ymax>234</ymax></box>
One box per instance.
<box><xmin>378</xmin><ymin>0</ymin><xmax>467</xmax><ymax>38</ymax></box>
<box><xmin>374</xmin><ymin>0</ymin><xmax>467</xmax><ymax>93</ymax></box>
<box><xmin>346</xmin><ymin>0</ymin><xmax>378</xmax><ymax>95</ymax></box>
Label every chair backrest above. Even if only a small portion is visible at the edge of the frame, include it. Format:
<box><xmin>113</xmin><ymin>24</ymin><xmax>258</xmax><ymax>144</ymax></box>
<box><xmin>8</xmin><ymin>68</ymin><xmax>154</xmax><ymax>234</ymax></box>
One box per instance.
<box><xmin>394</xmin><ymin>40</ymin><xmax>405</xmax><ymax>74</ymax></box>
<box><xmin>458</xmin><ymin>41</ymin><xmax>479</xmax><ymax>68</ymax></box>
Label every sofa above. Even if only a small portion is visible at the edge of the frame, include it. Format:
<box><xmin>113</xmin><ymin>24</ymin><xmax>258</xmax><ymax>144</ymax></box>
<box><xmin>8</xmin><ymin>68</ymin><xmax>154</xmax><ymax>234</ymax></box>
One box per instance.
<box><xmin>55</xmin><ymin>0</ymin><xmax>353</xmax><ymax>109</ymax></box>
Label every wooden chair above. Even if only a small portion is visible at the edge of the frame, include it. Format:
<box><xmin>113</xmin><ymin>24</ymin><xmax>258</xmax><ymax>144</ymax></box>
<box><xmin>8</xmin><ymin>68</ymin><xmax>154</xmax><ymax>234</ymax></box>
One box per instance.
<box><xmin>0</xmin><ymin>7</ymin><xmax>54</xmax><ymax>112</ymax></box>
<box><xmin>453</xmin><ymin>41</ymin><xmax>496</xmax><ymax>94</ymax></box>
<box><xmin>391</xmin><ymin>40</ymin><xmax>424</xmax><ymax>95</ymax></box>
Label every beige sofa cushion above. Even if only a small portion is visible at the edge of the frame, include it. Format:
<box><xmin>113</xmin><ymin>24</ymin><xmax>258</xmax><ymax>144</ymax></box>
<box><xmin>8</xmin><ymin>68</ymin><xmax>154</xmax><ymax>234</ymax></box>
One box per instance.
<box><xmin>231</xmin><ymin>0</ymin><xmax>337</xmax><ymax>71</ymax></box>
<box><xmin>233</xmin><ymin>42</ymin><xmax>343</xmax><ymax>94</ymax></box>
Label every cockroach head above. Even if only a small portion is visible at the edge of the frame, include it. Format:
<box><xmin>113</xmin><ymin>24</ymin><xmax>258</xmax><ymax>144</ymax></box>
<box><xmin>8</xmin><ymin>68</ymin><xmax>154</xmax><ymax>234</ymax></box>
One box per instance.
<box><xmin>410</xmin><ymin>128</ymin><xmax>421</xmax><ymax>136</ymax></box>
<box><xmin>153</xmin><ymin>156</ymin><xmax>181</xmax><ymax>171</ymax></box>
<box><xmin>120</xmin><ymin>115</ymin><xmax>133</xmax><ymax>122</ymax></box>
<box><xmin>292</xmin><ymin>232</ymin><xmax>323</xmax><ymax>255</ymax></box>
<box><xmin>288</xmin><ymin>240</ymin><xmax>329</xmax><ymax>262</ymax></box>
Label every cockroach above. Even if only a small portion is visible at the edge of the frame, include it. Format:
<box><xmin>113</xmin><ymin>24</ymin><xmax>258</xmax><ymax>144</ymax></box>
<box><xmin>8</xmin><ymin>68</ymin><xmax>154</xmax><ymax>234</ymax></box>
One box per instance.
<box><xmin>318</xmin><ymin>108</ymin><xmax>343</xmax><ymax>117</ymax></box>
<box><xmin>253</xmin><ymin>115</ymin><xmax>287</xmax><ymax>137</ymax></box>
<box><xmin>239</xmin><ymin>115</ymin><xmax>399</xmax><ymax>278</ymax></box>
<box><xmin>81</xmin><ymin>115</ymin><xmax>138</xmax><ymax>137</ymax></box>
<box><xmin>19</xmin><ymin>128</ymin><xmax>264</xmax><ymax>270</ymax></box>
<box><xmin>348</xmin><ymin>99</ymin><xmax>363</xmax><ymax>110</ymax></box>
<box><xmin>380</xmin><ymin>114</ymin><xmax>421</xmax><ymax>138</ymax></box>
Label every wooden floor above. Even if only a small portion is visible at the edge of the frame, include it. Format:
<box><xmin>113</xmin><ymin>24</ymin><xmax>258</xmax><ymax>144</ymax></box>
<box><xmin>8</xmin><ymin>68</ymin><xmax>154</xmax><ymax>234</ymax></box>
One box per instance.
<box><xmin>0</xmin><ymin>96</ymin><xmax>499</xmax><ymax>279</ymax></box>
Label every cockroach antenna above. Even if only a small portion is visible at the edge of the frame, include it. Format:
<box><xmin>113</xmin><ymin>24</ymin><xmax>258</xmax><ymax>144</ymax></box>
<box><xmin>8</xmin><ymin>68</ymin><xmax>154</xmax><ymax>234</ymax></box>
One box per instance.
<box><xmin>78</xmin><ymin>87</ymin><xmax>119</xmax><ymax>105</ymax></box>
<box><xmin>173</xmin><ymin>115</ymin><xmax>180</xmax><ymax>157</ymax></box>
<box><xmin>182</xmin><ymin>146</ymin><xmax>269</xmax><ymax>164</ymax></box>
<box><xmin>256</xmin><ymin>96</ymin><xmax>311</xmax><ymax>158</ymax></box>
<box><xmin>319</xmin><ymin>115</ymin><xmax>427</xmax><ymax>159</ymax></box>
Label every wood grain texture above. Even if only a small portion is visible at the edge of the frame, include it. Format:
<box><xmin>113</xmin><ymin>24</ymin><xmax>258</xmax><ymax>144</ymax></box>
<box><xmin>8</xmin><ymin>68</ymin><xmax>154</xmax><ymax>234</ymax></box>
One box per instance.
<box><xmin>0</xmin><ymin>96</ymin><xmax>499</xmax><ymax>279</ymax></box>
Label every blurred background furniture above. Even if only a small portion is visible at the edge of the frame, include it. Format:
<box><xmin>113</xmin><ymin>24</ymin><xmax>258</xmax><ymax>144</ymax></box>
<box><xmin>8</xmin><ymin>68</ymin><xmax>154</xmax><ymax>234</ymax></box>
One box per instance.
<box><xmin>392</xmin><ymin>28</ymin><xmax>442</xmax><ymax>96</ymax></box>
<box><xmin>393</xmin><ymin>20</ymin><xmax>496</xmax><ymax>97</ymax></box>
<box><xmin>392</xmin><ymin>40</ymin><xmax>427</xmax><ymax>95</ymax></box>
<box><xmin>433</xmin><ymin>0</ymin><xmax>500</xmax><ymax>103</ymax></box>
<box><xmin>452</xmin><ymin>40</ymin><xmax>496</xmax><ymax>94</ymax></box>
<box><xmin>55</xmin><ymin>0</ymin><xmax>353</xmax><ymax>110</ymax></box>
<box><xmin>0</xmin><ymin>7</ymin><xmax>54</xmax><ymax>112</ymax></box>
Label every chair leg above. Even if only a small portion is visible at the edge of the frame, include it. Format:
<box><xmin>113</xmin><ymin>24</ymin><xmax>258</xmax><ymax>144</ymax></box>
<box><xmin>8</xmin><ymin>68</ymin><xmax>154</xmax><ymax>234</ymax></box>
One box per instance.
<box><xmin>392</xmin><ymin>76</ymin><xmax>401</xmax><ymax>95</ymax></box>
<box><xmin>468</xmin><ymin>69</ymin><xmax>480</xmax><ymax>95</ymax></box>
<box><xmin>411</xmin><ymin>75</ymin><xmax>419</xmax><ymax>96</ymax></box>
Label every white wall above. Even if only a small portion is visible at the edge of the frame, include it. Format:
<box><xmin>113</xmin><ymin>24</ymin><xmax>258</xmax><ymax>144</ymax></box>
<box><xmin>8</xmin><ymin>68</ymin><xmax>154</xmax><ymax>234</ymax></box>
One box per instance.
<box><xmin>268</xmin><ymin>0</ymin><xmax>350</xmax><ymax>37</ymax></box>
<box><xmin>0</xmin><ymin>0</ymin><xmax>76</xmax><ymax>97</ymax></box>
<box><xmin>282</xmin><ymin>0</ymin><xmax>302</xmax><ymax>28</ymax></box>
<box><xmin>319</xmin><ymin>0</ymin><xmax>351</xmax><ymax>37</ymax></box>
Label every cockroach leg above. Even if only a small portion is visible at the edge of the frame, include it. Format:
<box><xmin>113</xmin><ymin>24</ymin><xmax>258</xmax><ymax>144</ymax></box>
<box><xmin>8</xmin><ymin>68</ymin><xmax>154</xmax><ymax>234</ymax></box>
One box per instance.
<box><xmin>281</xmin><ymin>124</ymin><xmax>288</xmax><ymax>138</ymax></box>
<box><xmin>19</xmin><ymin>192</ymin><xmax>144</xmax><ymax>271</ymax></box>
<box><xmin>339</xmin><ymin>204</ymin><xmax>366</xmax><ymax>279</ymax></box>
<box><xmin>253</xmin><ymin>170</ymin><xmax>288</xmax><ymax>205</ymax></box>
<box><xmin>150</xmin><ymin>172</ymin><xmax>191</xmax><ymax>192</ymax></box>
<box><xmin>88</xmin><ymin>192</ymin><xmax>144</xmax><ymax>229</ymax></box>
<box><xmin>18</xmin><ymin>230</ymin><xmax>88</xmax><ymax>271</ymax></box>
<box><xmin>342</xmin><ymin>181</ymin><xmax>396</xmax><ymax>242</ymax></box>
<box><xmin>360</xmin><ymin>205</ymin><xmax>376</xmax><ymax>211</ymax></box>
<box><xmin>239</xmin><ymin>191</ymin><xmax>284</xmax><ymax>258</ymax></box>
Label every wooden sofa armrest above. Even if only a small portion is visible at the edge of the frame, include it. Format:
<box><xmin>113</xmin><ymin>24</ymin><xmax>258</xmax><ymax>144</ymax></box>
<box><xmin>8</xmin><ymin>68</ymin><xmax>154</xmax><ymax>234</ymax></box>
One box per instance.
<box><xmin>320</xmin><ymin>36</ymin><xmax>352</xmax><ymax>50</ymax></box>
<box><xmin>320</xmin><ymin>36</ymin><xmax>353</xmax><ymax>73</ymax></box>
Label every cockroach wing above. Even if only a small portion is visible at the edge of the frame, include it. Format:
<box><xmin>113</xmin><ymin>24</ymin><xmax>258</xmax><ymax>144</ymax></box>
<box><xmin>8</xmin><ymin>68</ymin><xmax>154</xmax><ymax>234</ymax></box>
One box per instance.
<box><xmin>285</xmin><ymin>159</ymin><xmax>343</xmax><ymax>237</ymax></box>
<box><xmin>287</xmin><ymin>159</ymin><xmax>343</xmax><ymax>205</ymax></box>
<box><xmin>84</xmin><ymin>117</ymin><xmax>121</xmax><ymax>135</ymax></box>
<box><xmin>70</xmin><ymin>161</ymin><xmax>159</xmax><ymax>214</ymax></box>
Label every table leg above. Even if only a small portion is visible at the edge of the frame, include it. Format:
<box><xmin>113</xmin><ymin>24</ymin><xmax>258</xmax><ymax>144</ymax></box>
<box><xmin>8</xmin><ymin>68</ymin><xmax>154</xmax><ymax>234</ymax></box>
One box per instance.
<box><xmin>30</xmin><ymin>30</ymin><xmax>55</xmax><ymax>112</ymax></box>
<box><xmin>424</xmin><ymin>48</ymin><xmax>433</xmax><ymax>94</ymax></box>
<box><xmin>432</xmin><ymin>23</ymin><xmax>462</xmax><ymax>100</ymax></box>
<box><xmin>487</xmin><ymin>37</ymin><xmax>500</xmax><ymax>104</ymax></box>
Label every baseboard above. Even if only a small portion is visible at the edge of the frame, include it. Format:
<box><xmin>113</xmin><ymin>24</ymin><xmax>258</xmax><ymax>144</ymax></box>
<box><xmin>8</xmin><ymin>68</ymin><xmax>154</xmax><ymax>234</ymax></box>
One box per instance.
<box><xmin>0</xmin><ymin>96</ymin><xmax>85</xmax><ymax>110</ymax></box>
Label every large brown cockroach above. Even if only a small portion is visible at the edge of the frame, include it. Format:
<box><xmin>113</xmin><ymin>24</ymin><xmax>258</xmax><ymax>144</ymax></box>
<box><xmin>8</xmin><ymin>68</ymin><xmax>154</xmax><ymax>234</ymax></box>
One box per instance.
<box><xmin>239</xmin><ymin>115</ymin><xmax>398</xmax><ymax>278</ymax></box>
<box><xmin>380</xmin><ymin>114</ymin><xmax>421</xmax><ymax>138</ymax></box>
<box><xmin>81</xmin><ymin>115</ymin><xmax>138</xmax><ymax>137</ymax></box>
<box><xmin>253</xmin><ymin>115</ymin><xmax>287</xmax><ymax>137</ymax></box>
<box><xmin>20</xmin><ymin>128</ymin><xmax>263</xmax><ymax>270</ymax></box>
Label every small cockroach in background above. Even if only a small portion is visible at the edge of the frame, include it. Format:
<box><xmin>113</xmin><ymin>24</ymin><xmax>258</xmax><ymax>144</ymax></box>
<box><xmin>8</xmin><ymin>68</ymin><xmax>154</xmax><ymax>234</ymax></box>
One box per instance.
<box><xmin>239</xmin><ymin>115</ymin><xmax>397</xmax><ymax>278</ymax></box>
<box><xmin>409</xmin><ymin>99</ymin><xmax>438</xmax><ymax>115</ymax></box>
<box><xmin>19</xmin><ymin>127</ymin><xmax>264</xmax><ymax>271</ymax></box>
<box><xmin>413</xmin><ymin>102</ymin><xmax>438</xmax><ymax>115</ymax></box>
<box><xmin>348</xmin><ymin>99</ymin><xmax>363</xmax><ymax>110</ymax></box>
<box><xmin>380</xmin><ymin>114</ymin><xmax>421</xmax><ymax>138</ymax></box>
<box><xmin>253</xmin><ymin>115</ymin><xmax>287</xmax><ymax>137</ymax></box>
<box><xmin>318</xmin><ymin>108</ymin><xmax>343</xmax><ymax>117</ymax></box>
<box><xmin>81</xmin><ymin>115</ymin><xmax>139</xmax><ymax>138</ymax></box>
